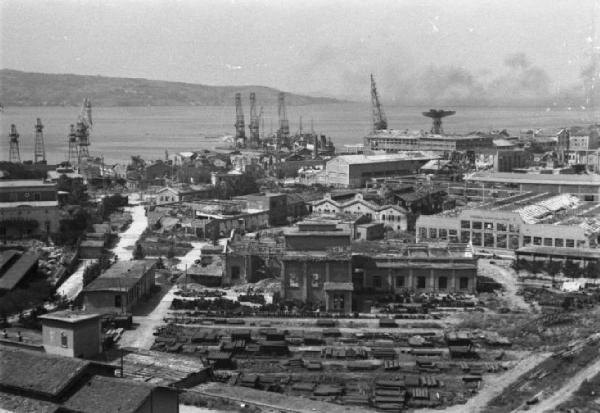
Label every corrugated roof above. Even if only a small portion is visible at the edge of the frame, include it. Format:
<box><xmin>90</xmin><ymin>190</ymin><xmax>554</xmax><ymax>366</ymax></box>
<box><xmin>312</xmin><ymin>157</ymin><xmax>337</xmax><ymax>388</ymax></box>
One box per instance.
<box><xmin>467</xmin><ymin>172</ymin><xmax>600</xmax><ymax>186</ymax></box>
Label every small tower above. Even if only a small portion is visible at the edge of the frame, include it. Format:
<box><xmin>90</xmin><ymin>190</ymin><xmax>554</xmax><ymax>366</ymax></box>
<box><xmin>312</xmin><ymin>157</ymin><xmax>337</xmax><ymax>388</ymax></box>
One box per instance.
<box><xmin>8</xmin><ymin>124</ymin><xmax>20</xmax><ymax>163</ymax></box>
<box><xmin>34</xmin><ymin>118</ymin><xmax>46</xmax><ymax>164</ymax></box>
<box><xmin>67</xmin><ymin>124</ymin><xmax>79</xmax><ymax>164</ymax></box>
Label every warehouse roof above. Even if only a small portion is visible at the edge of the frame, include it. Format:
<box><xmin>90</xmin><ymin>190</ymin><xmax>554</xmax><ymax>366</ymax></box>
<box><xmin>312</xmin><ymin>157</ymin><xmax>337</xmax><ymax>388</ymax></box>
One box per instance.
<box><xmin>333</xmin><ymin>152</ymin><xmax>438</xmax><ymax>165</ymax></box>
<box><xmin>84</xmin><ymin>260</ymin><xmax>154</xmax><ymax>292</ymax></box>
<box><xmin>467</xmin><ymin>172</ymin><xmax>600</xmax><ymax>186</ymax></box>
<box><xmin>516</xmin><ymin>246</ymin><xmax>600</xmax><ymax>259</ymax></box>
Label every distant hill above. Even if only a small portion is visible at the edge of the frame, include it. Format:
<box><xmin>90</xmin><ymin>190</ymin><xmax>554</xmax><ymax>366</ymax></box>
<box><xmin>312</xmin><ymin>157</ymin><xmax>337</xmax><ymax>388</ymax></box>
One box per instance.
<box><xmin>0</xmin><ymin>69</ymin><xmax>341</xmax><ymax>107</ymax></box>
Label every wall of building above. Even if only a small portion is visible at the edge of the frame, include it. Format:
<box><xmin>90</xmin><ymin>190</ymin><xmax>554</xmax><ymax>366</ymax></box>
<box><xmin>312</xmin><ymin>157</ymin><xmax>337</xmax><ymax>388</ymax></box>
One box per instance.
<box><xmin>42</xmin><ymin>319</ymin><xmax>101</xmax><ymax>358</ymax></box>
<box><xmin>493</xmin><ymin>150</ymin><xmax>532</xmax><ymax>172</ymax></box>
<box><xmin>416</xmin><ymin>208</ymin><xmax>591</xmax><ymax>250</ymax></box>
<box><xmin>0</xmin><ymin>182</ymin><xmax>57</xmax><ymax>203</ymax></box>
<box><xmin>284</xmin><ymin>233</ymin><xmax>350</xmax><ymax>251</ymax></box>
<box><xmin>0</xmin><ymin>205</ymin><xmax>61</xmax><ymax>239</ymax></box>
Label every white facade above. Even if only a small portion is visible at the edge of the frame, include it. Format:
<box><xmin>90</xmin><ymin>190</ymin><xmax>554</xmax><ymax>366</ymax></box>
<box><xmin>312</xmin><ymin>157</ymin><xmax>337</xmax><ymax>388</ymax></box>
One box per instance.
<box><xmin>311</xmin><ymin>193</ymin><xmax>408</xmax><ymax>231</ymax></box>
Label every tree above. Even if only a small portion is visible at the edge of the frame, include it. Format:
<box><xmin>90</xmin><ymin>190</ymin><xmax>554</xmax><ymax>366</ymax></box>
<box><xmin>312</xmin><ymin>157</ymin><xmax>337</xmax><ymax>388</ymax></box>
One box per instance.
<box><xmin>133</xmin><ymin>243</ymin><xmax>146</xmax><ymax>260</ymax></box>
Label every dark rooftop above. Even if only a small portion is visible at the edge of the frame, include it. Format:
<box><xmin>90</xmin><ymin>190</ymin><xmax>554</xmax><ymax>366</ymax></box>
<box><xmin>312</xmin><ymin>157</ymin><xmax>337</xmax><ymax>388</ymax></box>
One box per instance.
<box><xmin>84</xmin><ymin>260</ymin><xmax>154</xmax><ymax>293</ymax></box>
<box><xmin>62</xmin><ymin>375</ymin><xmax>152</xmax><ymax>413</ymax></box>
<box><xmin>0</xmin><ymin>252</ymin><xmax>39</xmax><ymax>291</ymax></box>
<box><xmin>0</xmin><ymin>346</ymin><xmax>89</xmax><ymax>398</ymax></box>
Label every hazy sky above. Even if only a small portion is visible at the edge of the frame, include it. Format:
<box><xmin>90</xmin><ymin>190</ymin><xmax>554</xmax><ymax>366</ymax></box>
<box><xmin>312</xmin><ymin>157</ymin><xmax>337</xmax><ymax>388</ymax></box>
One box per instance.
<box><xmin>1</xmin><ymin>0</ymin><xmax>598</xmax><ymax>104</ymax></box>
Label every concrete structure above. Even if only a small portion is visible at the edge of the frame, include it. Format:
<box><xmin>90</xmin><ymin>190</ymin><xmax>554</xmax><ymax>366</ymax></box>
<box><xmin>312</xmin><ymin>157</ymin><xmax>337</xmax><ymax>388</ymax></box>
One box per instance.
<box><xmin>184</xmin><ymin>200</ymin><xmax>269</xmax><ymax>238</ymax></box>
<box><xmin>466</xmin><ymin>171</ymin><xmax>600</xmax><ymax>201</ymax></box>
<box><xmin>324</xmin><ymin>153</ymin><xmax>438</xmax><ymax>187</ymax></box>
<box><xmin>356</xmin><ymin>222</ymin><xmax>385</xmax><ymax>240</ymax></box>
<box><xmin>416</xmin><ymin>193</ymin><xmax>600</xmax><ymax>251</ymax></box>
<box><xmin>363</xmin><ymin>130</ymin><xmax>496</xmax><ymax>154</ymax></box>
<box><xmin>281</xmin><ymin>221</ymin><xmax>353</xmax><ymax>313</ymax></box>
<box><xmin>0</xmin><ymin>179</ymin><xmax>60</xmax><ymax>239</ymax></box>
<box><xmin>39</xmin><ymin>310</ymin><xmax>102</xmax><ymax>358</ymax></box>
<box><xmin>234</xmin><ymin>193</ymin><xmax>288</xmax><ymax>226</ymax></box>
<box><xmin>311</xmin><ymin>192</ymin><xmax>408</xmax><ymax>231</ymax></box>
<box><xmin>516</xmin><ymin>246</ymin><xmax>600</xmax><ymax>267</ymax></box>
<box><xmin>353</xmin><ymin>243</ymin><xmax>477</xmax><ymax>294</ymax></box>
<box><xmin>493</xmin><ymin>150</ymin><xmax>532</xmax><ymax>172</ymax></box>
<box><xmin>82</xmin><ymin>260</ymin><xmax>156</xmax><ymax>315</ymax></box>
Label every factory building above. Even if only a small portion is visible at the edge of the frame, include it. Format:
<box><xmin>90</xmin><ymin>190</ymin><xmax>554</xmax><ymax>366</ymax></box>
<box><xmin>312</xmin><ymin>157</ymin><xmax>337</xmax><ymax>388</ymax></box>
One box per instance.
<box><xmin>324</xmin><ymin>153</ymin><xmax>438</xmax><ymax>187</ymax></box>
<box><xmin>416</xmin><ymin>193</ymin><xmax>600</xmax><ymax>251</ymax></box>
<box><xmin>0</xmin><ymin>179</ymin><xmax>61</xmax><ymax>239</ymax></box>
<box><xmin>465</xmin><ymin>172</ymin><xmax>600</xmax><ymax>201</ymax></box>
<box><xmin>353</xmin><ymin>243</ymin><xmax>477</xmax><ymax>294</ymax></box>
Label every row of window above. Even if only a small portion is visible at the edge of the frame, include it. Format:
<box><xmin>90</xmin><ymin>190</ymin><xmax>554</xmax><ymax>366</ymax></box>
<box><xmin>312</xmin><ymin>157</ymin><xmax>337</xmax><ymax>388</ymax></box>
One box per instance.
<box><xmin>523</xmin><ymin>236</ymin><xmax>584</xmax><ymax>248</ymax></box>
<box><xmin>7</xmin><ymin>191</ymin><xmax>44</xmax><ymax>201</ymax></box>
<box><xmin>289</xmin><ymin>273</ymin><xmax>320</xmax><ymax>288</ymax></box>
<box><xmin>460</xmin><ymin>220</ymin><xmax>519</xmax><ymax>232</ymax></box>
<box><xmin>373</xmin><ymin>275</ymin><xmax>470</xmax><ymax>290</ymax></box>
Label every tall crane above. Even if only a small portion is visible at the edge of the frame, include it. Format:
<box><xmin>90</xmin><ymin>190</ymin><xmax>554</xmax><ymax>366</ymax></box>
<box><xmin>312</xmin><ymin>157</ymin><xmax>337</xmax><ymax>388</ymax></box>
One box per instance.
<box><xmin>234</xmin><ymin>93</ymin><xmax>246</xmax><ymax>147</ymax></box>
<box><xmin>8</xmin><ymin>124</ymin><xmax>20</xmax><ymax>163</ymax></box>
<box><xmin>67</xmin><ymin>124</ymin><xmax>79</xmax><ymax>164</ymax></box>
<box><xmin>34</xmin><ymin>118</ymin><xmax>46</xmax><ymax>164</ymax></box>
<box><xmin>277</xmin><ymin>92</ymin><xmax>290</xmax><ymax>143</ymax></box>
<box><xmin>371</xmin><ymin>74</ymin><xmax>388</xmax><ymax>131</ymax></box>
<box><xmin>76</xmin><ymin>98</ymin><xmax>93</xmax><ymax>162</ymax></box>
<box><xmin>249</xmin><ymin>92</ymin><xmax>260</xmax><ymax>146</ymax></box>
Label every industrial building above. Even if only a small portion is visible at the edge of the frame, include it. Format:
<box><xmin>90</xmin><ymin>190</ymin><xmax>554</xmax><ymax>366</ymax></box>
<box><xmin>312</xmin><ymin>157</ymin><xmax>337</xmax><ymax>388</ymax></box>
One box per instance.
<box><xmin>82</xmin><ymin>260</ymin><xmax>157</xmax><ymax>315</ymax></box>
<box><xmin>0</xmin><ymin>179</ymin><xmax>61</xmax><ymax>239</ymax></box>
<box><xmin>324</xmin><ymin>153</ymin><xmax>438</xmax><ymax>187</ymax></box>
<box><xmin>352</xmin><ymin>243</ymin><xmax>477</xmax><ymax>294</ymax></box>
<box><xmin>416</xmin><ymin>193</ymin><xmax>600</xmax><ymax>251</ymax></box>
<box><xmin>363</xmin><ymin>130</ymin><xmax>498</xmax><ymax>154</ymax></box>
<box><xmin>465</xmin><ymin>172</ymin><xmax>600</xmax><ymax>201</ymax></box>
<box><xmin>281</xmin><ymin>221</ymin><xmax>353</xmax><ymax>313</ymax></box>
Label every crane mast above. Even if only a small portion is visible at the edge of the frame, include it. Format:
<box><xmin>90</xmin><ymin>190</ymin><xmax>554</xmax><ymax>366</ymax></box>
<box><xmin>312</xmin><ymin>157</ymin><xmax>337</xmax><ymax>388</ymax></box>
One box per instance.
<box><xmin>277</xmin><ymin>92</ymin><xmax>290</xmax><ymax>145</ymax></box>
<box><xmin>371</xmin><ymin>74</ymin><xmax>388</xmax><ymax>131</ymax></box>
<box><xmin>234</xmin><ymin>93</ymin><xmax>246</xmax><ymax>147</ymax></box>
<box><xmin>34</xmin><ymin>118</ymin><xmax>46</xmax><ymax>164</ymax></box>
<box><xmin>249</xmin><ymin>92</ymin><xmax>260</xmax><ymax>146</ymax></box>
<box><xmin>68</xmin><ymin>124</ymin><xmax>78</xmax><ymax>164</ymax></box>
<box><xmin>8</xmin><ymin>124</ymin><xmax>21</xmax><ymax>163</ymax></box>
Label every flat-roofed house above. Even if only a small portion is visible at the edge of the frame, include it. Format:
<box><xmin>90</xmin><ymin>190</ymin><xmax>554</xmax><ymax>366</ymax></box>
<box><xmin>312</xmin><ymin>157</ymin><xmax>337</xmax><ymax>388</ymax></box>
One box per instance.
<box><xmin>39</xmin><ymin>310</ymin><xmax>102</xmax><ymax>358</ymax></box>
<box><xmin>82</xmin><ymin>260</ymin><xmax>156</xmax><ymax>315</ymax></box>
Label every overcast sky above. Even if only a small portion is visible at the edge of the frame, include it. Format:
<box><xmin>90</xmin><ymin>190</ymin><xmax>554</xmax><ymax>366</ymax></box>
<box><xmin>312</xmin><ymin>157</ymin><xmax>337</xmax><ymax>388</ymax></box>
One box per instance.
<box><xmin>1</xmin><ymin>0</ymin><xmax>598</xmax><ymax>104</ymax></box>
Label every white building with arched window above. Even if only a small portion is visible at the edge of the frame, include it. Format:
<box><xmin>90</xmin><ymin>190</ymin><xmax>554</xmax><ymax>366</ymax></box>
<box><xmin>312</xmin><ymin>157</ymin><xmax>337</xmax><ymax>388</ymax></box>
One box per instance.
<box><xmin>311</xmin><ymin>193</ymin><xmax>408</xmax><ymax>231</ymax></box>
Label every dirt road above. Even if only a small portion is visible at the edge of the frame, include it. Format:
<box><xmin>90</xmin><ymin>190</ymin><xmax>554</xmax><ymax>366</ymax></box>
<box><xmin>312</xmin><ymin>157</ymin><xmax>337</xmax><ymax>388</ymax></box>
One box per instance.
<box><xmin>523</xmin><ymin>353</ymin><xmax>600</xmax><ymax>413</ymax></box>
<box><xmin>420</xmin><ymin>352</ymin><xmax>550</xmax><ymax>413</ymax></box>
<box><xmin>478</xmin><ymin>260</ymin><xmax>530</xmax><ymax>311</ymax></box>
<box><xmin>119</xmin><ymin>242</ymin><xmax>206</xmax><ymax>349</ymax></box>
